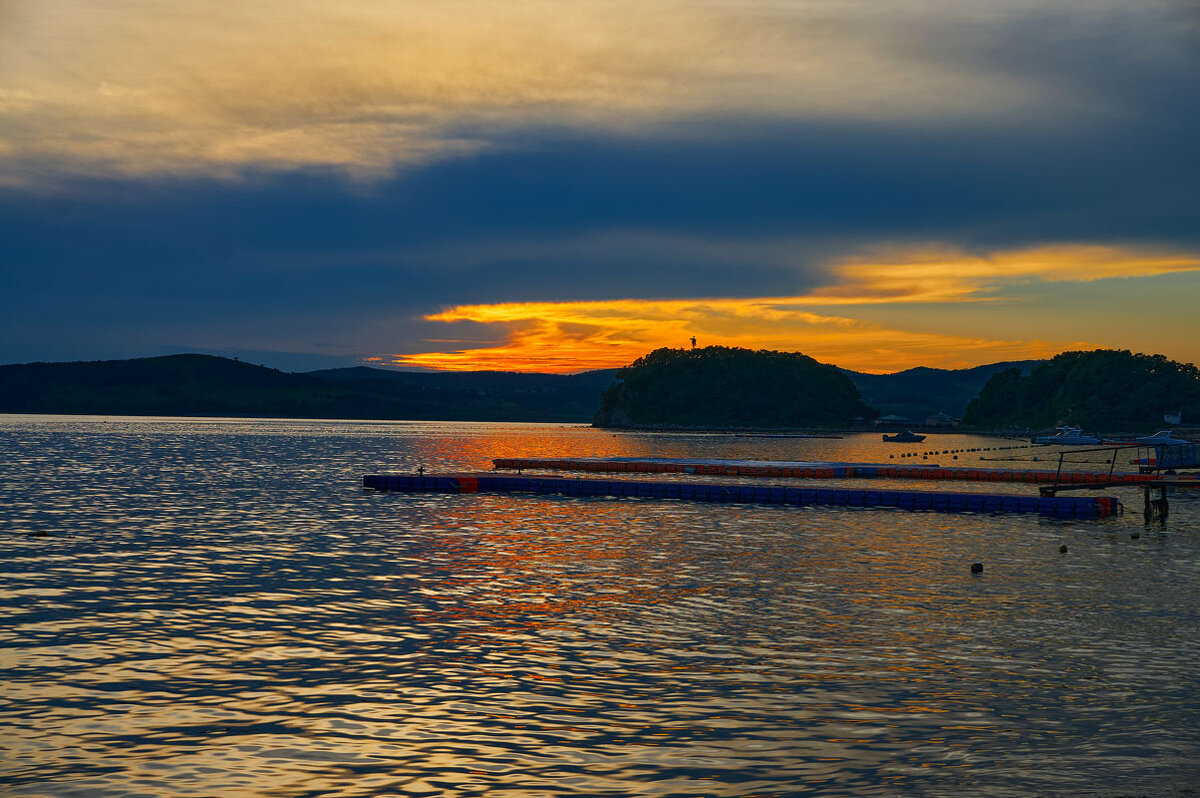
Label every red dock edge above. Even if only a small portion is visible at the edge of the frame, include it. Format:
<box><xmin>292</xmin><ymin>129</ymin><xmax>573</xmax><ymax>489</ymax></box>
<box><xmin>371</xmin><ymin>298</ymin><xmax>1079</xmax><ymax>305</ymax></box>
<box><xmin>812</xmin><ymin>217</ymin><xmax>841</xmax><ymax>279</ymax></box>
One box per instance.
<box><xmin>492</xmin><ymin>456</ymin><xmax>1159</xmax><ymax>487</ymax></box>
<box><xmin>364</xmin><ymin>473</ymin><xmax>1119</xmax><ymax>519</ymax></box>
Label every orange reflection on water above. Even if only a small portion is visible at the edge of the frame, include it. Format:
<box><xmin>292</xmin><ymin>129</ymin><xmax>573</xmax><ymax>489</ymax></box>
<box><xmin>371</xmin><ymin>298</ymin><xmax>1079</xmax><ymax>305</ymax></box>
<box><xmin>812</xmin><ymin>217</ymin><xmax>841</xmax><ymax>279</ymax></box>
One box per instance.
<box><xmin>403</xmin><ymin>496</ymin><xmax>715</xmax><ymax>634</ymax></box>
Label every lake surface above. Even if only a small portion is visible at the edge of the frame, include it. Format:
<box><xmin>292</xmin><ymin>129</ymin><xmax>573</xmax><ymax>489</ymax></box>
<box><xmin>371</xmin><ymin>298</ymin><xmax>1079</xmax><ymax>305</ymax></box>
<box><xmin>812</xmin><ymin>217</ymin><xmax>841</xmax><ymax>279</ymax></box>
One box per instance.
<box><xmin>2</xmin><ymin>416</ymin><xmax>1198</xmax><ymax>797</ymax></box>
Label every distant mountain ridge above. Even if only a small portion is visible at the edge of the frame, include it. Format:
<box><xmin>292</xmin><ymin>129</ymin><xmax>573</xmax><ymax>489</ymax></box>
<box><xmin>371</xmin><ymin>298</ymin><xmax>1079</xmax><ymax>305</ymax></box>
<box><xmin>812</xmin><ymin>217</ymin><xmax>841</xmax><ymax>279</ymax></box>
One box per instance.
<box><xmin>1</xmin><ymin>352</ymin><xmax>1042</xmax><ymax>423</ymax></box>
<box><xmin>842</xmin><ymin>361</ymin><xmax>1043</xmax><ymax>419</ymax></box>
<box><xmin>0</xmin><ymin>354</ymin><xmax>617</xmax><ymax>422</ymax></box>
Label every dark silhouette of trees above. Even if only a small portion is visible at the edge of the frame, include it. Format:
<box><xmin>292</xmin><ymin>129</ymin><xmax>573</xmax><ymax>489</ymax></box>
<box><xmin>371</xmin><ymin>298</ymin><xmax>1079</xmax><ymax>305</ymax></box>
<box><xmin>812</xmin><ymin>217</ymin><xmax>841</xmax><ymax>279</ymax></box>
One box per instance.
<box><xmin>593</xmin><ymin>346</ymin><xmax>877</xmax><ymax>428</ymax></box>
<box><xmin>963</xmin><ymin>349</ymin><xmax>1200</xmax><ymax>430</ymax></box>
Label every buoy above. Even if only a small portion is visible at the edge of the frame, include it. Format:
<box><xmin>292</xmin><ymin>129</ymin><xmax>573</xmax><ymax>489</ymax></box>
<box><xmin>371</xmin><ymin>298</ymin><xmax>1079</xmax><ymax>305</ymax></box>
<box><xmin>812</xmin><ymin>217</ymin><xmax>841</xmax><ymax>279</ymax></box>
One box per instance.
<box><xmin>1059</xmin><ymin>544</ymin><xmax>1068</xmax><ymax>553</ymax></box>
<box><xmin>970</xmin><ymin>562</ymin><xmax>984</xmax><ymax>574</ymax></box>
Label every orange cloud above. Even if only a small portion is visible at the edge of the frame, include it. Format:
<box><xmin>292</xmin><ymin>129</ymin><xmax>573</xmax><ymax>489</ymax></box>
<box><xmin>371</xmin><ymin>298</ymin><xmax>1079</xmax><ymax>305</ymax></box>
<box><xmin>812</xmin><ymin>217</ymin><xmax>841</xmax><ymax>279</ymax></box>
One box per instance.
<box><xmin>387</xmin><ymin>297</ymin><xmax>1079</xmax><ymax>374</ymax></box>
<box><xmin>383</xmin><ymin>244</ymin><xmax>1200</xmax><ymax>373</ymax></box>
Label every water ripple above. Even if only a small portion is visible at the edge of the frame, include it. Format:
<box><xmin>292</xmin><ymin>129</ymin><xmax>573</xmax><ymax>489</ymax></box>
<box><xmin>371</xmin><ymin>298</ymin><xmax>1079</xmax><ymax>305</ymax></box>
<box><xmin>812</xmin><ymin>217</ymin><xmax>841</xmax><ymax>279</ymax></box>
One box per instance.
<box><xmin>2</xmin><ymin>417</ymin><xmax>1199</xmax><ymax>796</ymax></box>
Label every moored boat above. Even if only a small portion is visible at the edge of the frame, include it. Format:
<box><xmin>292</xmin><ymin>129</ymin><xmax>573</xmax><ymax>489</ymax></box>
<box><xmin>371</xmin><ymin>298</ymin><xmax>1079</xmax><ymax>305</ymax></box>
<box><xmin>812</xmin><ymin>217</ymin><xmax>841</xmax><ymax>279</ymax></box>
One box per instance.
<box><xmin>1032</xmin><ymin>426</ymin><xmax>1102</xmax><ymax>445</ymax></box>
<box><xmin>883</xmin><ymin>430</ymin><xmax>926</xmax><ymax>443</ymax></box>
<box><xmin>1135</xmin><ymin>430</ymin><xmax>1194</xmax><ymax>446</ymax></box>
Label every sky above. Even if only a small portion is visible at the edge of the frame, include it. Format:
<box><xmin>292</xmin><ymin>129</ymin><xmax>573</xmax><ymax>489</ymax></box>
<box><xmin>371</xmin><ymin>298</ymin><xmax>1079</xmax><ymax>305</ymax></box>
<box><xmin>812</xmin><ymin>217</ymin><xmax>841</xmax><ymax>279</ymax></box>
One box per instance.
<box><xmin>2</xmin><ymin>0</ymin><xmax>1198</xmax><ymax>374</ymax></box>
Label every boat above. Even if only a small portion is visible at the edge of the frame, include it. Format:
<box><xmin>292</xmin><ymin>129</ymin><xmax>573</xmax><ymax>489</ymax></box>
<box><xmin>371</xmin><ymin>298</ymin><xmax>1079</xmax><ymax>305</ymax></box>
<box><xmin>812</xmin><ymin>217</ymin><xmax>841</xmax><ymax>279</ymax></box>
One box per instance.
<box><xmin>1032</xmin><ymin>426</ymin><xmax>1102</xmax><ymax>445</ymax></box>
<box><xmin>882</xmin><ymin>430</ymin><xmax>926</xmax><ymax>443</ymax></box>
<box><xmin>1135</xmin><ymin>430</ymin><xmax>1194</xmax><ymax>447</ymax></box>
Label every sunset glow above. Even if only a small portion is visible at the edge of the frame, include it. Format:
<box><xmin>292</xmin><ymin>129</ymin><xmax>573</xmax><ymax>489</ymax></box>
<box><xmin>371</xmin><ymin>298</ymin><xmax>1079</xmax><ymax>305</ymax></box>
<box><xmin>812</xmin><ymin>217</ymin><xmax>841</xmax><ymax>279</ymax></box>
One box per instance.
<box><xmin>2</xmin><ymin>0</ymin><xmax>1197</xmax><ymax>375</ymax></box>
<box><xmin>389</xmin><ymin>244</ymin><xmax>1199</xmax><ymax>373</ymax></box>
<box><xmin>388</xmin><ymin>298</ymin><xmax>1078</xmax><ymax>374</ymax></box>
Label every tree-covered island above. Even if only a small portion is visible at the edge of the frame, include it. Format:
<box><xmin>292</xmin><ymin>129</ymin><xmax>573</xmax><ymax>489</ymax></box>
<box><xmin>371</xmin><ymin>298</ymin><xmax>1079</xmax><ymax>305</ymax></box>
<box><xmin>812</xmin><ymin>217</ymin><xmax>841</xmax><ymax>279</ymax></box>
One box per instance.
<box><xmin>963</xmin><ymin>349</ymin><xmax>1200</xmax><ymax>431</ymax></box>
<box><xmin>593</xmin><ymin>346</ymin><xmax>878</xmax><ymax>429</ymax></box>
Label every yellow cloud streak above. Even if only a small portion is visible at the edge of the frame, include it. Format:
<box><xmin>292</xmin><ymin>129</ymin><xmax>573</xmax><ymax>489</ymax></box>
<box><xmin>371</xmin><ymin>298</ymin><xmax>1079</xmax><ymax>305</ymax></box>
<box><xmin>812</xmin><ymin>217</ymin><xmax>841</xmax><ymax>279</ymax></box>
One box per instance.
<box><xmin>1</xmin><ymin>0</ymin><xmax>1037</xmax><ymax>181</ymax></box>
<box><xmin>802</xmin><ymin>245</ymin><xmax>1200</xmax><ymax>304</ymax></box>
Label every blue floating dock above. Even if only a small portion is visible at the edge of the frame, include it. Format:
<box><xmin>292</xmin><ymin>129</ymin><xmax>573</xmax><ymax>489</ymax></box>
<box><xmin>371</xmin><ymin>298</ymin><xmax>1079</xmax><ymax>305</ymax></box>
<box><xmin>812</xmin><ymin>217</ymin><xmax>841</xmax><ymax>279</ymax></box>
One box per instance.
<box><xmin>363</xmin><ymin>473</ymin><xmax>1119</xmax><ymax>519</ymax></box>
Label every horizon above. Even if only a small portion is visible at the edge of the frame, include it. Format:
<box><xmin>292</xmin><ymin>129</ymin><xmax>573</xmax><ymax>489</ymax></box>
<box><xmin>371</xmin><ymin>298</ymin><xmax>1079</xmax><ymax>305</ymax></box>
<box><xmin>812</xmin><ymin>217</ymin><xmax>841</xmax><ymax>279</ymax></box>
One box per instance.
<box><xmin>1</xmin><ymin>344</ymin><xmax>1169</xmax><ymax>379</ymax></box>
<box><xmin>2</xmin><ymin>2</ymin><xmax>1198</xmax><ymax>373</ymax></box>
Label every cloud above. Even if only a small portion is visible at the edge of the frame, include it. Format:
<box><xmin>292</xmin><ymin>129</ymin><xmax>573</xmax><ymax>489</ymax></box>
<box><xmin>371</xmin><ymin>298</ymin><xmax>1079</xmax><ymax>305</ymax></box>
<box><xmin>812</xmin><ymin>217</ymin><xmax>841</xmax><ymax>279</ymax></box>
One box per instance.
<box><xmin>4</xmin><ymin>0</ymin><xmax>1189</xmax><ymax>183</ymax></box>
<box><xmin>803</xmin><ymin>245</ymin><xmax>1200</xmax><ymax>304</ymax></box>
<box><xmin>1</xmin><ymin>0</ymin><xmax>1197</xmax><ymax>375</ymax></box>
<box><xmin>381</xmin><ymin>242</ymin><xmax>1200</xmax><ymax>372</ymax></box>
<box><xmin>3</xmin><ymin>139</ymin><xmax>1198</xmax><ymax>371</ymax></box>
<box><xmin>384</xmin><ymin>296</ymin><xmax>1081</xmax><ymax>374</ymax></box>
<box><xmin>379</xmin><ymin>240</ymin><xmax>1200</xmax><ymax>369</ymax></box>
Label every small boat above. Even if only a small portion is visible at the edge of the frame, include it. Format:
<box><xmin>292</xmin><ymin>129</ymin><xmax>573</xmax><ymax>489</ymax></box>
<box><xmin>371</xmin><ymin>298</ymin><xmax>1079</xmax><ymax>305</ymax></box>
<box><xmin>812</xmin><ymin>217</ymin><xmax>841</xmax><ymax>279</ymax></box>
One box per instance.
<box><xmin>883</xmin><ymin>430</ymin><xmax>926</xmax><ymax>443</ymax></box>
<box><xmin>1032</xmin><ymin>426</ymin><xmax>1102</xmax><ymax>445</ymax></box>
<box><xmin>1135</xmin><ymin>430</ymin><xmax>1194</xmax><ymax>447</ymax></box>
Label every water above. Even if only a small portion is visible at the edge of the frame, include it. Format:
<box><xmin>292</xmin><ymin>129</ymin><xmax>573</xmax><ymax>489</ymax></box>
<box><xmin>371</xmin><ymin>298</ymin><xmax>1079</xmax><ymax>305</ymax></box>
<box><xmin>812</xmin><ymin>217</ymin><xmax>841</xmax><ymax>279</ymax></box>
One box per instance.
<box><xmin>2</xmin><ymin>415</ymin><xmax>1198</xmax><ymax>797</ymax></box>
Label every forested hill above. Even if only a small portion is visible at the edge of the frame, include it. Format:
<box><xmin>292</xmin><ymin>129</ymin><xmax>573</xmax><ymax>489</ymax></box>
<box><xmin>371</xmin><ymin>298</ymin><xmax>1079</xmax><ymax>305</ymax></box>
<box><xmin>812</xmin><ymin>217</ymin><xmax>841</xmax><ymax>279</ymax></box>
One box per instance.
<box><xmin>0</xmin><ymin>355</ymin><xmax>617</xmax><ymax>422</ymax></box>
<box><xmin>962</xmin><ymin>349</ymin><xmax>1200</xmax><ymax>430</ymax></box>
<box><xmin>7</xmin><ymin>350</ymin><xmax>1165</xmax><ymax>427</ymax></box>
<box><xmin>593</xmin><ymin>346</ymin><xmax>876</xmax><ymax>429</ymax></box>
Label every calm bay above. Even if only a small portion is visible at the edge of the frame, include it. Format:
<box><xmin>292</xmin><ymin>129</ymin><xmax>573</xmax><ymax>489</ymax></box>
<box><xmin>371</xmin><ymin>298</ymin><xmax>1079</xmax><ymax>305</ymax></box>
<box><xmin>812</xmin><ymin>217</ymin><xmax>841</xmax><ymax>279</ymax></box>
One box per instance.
<box><xmin>2</xmin><ymin>415</ymin><xmax>1198</xmax><ymax>797</ymax></box>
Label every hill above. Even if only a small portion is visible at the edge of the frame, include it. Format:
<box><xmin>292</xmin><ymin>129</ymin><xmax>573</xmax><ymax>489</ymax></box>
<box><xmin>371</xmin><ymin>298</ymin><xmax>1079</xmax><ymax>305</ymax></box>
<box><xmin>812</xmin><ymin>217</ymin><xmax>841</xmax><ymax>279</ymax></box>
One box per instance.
<box><xmin>962</xmin><ymin>349</ymin><xmax>1200</xmax><ymax>431</ymax></box>
<box><xmin>593</xmin><ymin>346</ymin><xmax>876</xmax><ymax>429</ymax></box>
<box><xmin>843</xmin><ymin>361</ymin><xmax>1043</xmax><ymax>419</ymax></box>
<box><xmin>0</xmin><ymin>355</ymin><xmax>617</xmax><ymax>422</ymax></box>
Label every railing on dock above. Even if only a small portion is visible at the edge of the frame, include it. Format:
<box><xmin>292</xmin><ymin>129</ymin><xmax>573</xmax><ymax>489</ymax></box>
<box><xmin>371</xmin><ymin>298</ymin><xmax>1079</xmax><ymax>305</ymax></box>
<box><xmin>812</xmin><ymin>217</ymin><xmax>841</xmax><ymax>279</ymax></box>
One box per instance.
<box><xmin>1038</xmin><ymin>442</ymin><xmax>1200</xmax><ymax>522</ymax></box>
<box><xmin>1041</xmin><ymin>442</ymin><xmax>1200</xmax><ymax>492</ymax></box>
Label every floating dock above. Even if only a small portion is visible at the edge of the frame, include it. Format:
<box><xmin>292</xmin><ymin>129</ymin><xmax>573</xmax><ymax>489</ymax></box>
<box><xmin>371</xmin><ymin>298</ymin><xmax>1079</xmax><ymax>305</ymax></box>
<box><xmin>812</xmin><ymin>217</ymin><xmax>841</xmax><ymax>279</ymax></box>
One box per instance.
<box><xmin>492</xmin><ymin>456</ymin><xmax>1169</xmax><ymax>486</ymax></box>
<box><xmin>364</xmin><ymin>472</ymin><xmax>1119</xmax><ymax>519</ymax></box>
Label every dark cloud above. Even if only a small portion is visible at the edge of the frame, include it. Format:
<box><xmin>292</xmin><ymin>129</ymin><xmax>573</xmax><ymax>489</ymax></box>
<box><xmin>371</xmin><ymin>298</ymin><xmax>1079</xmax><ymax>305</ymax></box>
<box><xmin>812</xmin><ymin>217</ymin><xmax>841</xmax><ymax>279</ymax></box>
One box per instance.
<box><xmin>2</xmin><ymin>96</ymin><xmax>1198</xmax><ymax>366</ymax></box>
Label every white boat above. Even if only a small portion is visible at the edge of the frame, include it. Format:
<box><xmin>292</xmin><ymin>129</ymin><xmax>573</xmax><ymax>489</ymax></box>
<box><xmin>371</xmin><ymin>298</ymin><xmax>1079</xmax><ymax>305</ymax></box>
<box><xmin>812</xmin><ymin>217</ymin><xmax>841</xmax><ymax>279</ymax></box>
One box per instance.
<box><xmin>1135</xmin><ymin>430</ymin><xmax>1193</xmax><ymax>447</ymax></box>
<box><xmin>1032</xmin><ymin>426</ymin><xmax>1102</xmax><ymax>445</ymax></box>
